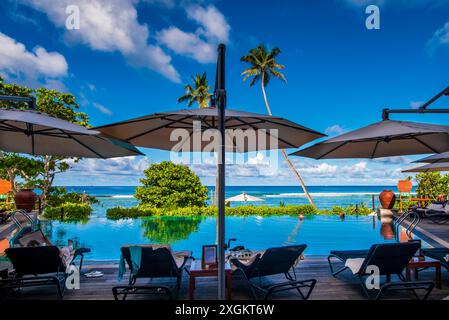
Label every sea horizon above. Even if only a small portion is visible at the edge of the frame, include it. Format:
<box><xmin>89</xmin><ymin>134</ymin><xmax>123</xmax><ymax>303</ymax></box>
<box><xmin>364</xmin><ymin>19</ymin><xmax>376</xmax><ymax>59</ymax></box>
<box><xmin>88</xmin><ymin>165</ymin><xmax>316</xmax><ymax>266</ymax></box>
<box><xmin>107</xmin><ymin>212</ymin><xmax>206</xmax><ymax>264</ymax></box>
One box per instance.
<box><xmin>58</xmin><ymin>185</ymin><xmax>415</xmax><ymax>209</ymax></box>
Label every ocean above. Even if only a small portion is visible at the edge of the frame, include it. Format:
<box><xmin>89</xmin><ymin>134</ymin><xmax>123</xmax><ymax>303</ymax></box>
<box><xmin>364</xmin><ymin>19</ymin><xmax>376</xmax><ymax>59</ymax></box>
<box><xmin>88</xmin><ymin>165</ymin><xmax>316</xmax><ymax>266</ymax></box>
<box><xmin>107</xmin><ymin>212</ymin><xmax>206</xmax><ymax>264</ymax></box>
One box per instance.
<box><xmin>63</xmin><ymin>185</ymin><xmax>412</xmax><ymax>209</ymax></box>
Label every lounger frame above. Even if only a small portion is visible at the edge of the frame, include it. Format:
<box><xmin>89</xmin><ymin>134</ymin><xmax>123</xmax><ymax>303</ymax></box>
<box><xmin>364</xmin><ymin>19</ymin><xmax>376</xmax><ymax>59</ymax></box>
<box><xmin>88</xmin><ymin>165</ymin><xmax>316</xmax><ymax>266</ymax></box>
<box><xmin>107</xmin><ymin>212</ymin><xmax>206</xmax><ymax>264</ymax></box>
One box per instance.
<box><xmin>231</xmin><ymin>244</ymin><xmax>317</xmax><ymax>300</ymax></box>
<box><xmin>328</xmin><ymin>243</ymin><xmax>435</xmax><ymax>300</ymax></box>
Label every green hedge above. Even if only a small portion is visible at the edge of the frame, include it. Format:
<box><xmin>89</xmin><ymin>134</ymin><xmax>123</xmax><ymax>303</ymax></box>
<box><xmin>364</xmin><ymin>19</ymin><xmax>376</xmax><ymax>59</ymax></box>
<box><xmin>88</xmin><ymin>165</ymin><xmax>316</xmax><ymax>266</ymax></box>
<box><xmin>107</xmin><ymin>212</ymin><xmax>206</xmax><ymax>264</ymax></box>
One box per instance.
<box><xmin>43</xmin><ymin>203</ymin><xmax>92</xmax><ymax>222</ymax></box>
<box><xmin>106</xmin><ymin>204</ymin><xmax>373</xmax><ymax>220</ymax></box>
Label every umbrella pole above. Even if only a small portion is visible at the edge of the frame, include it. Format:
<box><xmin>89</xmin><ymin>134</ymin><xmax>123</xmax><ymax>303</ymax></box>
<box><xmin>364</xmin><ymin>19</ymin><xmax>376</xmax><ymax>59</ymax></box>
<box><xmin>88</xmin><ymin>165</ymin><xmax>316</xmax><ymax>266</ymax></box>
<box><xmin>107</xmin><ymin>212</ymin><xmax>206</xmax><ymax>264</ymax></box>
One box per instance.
<box><xmin>215</xmin><ymin>44</ymin><xmax>226</xmax><ymax>300</ymax></box>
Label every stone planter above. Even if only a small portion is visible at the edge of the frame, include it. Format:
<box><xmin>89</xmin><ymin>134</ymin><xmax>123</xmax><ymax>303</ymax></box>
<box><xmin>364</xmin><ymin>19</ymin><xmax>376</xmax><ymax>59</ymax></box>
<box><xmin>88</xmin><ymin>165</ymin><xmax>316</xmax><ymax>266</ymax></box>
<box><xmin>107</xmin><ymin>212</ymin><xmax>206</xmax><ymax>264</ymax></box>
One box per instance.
<box><xmin>14</xmin><ymin>189</ymin><xmax>37</xmax><ymax>213</ymax></box>
<box><xmin>379</xmin><ymin>190</ymin><xmax>396</xmax><ymax>209</ymax></box>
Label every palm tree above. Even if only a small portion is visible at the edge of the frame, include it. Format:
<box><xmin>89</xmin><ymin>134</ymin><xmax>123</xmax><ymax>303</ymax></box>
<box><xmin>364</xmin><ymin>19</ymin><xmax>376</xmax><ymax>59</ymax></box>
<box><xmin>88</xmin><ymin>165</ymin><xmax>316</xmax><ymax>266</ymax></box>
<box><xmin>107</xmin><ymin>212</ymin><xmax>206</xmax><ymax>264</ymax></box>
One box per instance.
<box><xmin>178</xmin><ymin>73</ymin><xmax>219</xmax><ymax>205</ymax></box>
<box><xmin>241</xmin><ymin>44</ymin><xmax>315</xmax><ymax>206</ymax></box>
<box><xmin>177</xmin><ymin>73</ymin><xmax>212</xmax><ymax>109</ymax></box>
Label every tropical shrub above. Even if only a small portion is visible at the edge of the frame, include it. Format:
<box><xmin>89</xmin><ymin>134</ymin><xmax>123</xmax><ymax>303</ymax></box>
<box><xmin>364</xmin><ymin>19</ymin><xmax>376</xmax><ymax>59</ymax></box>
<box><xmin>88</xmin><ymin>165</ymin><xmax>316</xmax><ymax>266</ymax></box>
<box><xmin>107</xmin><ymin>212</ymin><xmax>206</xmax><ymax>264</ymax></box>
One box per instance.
<box><xmin>47</xmin><ymin>187</ymin><xmax>98</xmax><ymax>207</ymax></box>
<box><xmin>135</xmin><ymin>162</ymin><xmax>209</xmax><ymax>208</ymax></box>
<box><xmin>43</xmin><ymin>203</ymin><xmax>92</xmax><ymax>222</ymax></box>
<box><xmin>415</xmin><ymin>172</ymin><xmax>449</xmax><ymax>199</ymax></box>
<box><xmin>105</xmin><ymin>204</ymin><xmax>378</xmax><ymax>220</ymax></box>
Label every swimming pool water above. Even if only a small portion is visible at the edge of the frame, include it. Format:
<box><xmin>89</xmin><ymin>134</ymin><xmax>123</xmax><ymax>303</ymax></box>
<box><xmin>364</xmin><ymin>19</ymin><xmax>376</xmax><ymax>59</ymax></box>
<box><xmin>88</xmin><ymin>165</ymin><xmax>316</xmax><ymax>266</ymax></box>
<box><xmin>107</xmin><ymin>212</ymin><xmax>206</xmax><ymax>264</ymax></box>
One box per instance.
<box><xmin>40</xmin><ymin>213</ymin><xmax>426</xmax><ymax>261</ymax></box>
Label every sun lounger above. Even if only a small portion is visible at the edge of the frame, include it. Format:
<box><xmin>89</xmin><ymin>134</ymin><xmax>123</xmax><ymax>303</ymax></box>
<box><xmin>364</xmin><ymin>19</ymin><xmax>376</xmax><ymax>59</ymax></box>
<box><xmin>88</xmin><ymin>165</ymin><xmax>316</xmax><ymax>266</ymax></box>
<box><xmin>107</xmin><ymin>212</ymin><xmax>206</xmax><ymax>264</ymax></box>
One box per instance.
<box><xmin>328</xmin><ymin>242</ymin><xmax>434</xmax><ymax>299</ymax></box>
<box><xmin>230</xmin><ymin>244</ymin><xmax>316</xmax><ymax>300</ymax></box>
<box><xmin>414</xmin><ymin>201</ymin><xmax>449</xmax><ymax>224</ymax></box>
<box><xmin>0</xmin><ymin>246</ymin><xmax>67</xmax><ymax>299</ymax></box>
<box><xmin>113</xmin><ymin>245</ymin><xmax>193</xmax><ymax>300</ymax></box>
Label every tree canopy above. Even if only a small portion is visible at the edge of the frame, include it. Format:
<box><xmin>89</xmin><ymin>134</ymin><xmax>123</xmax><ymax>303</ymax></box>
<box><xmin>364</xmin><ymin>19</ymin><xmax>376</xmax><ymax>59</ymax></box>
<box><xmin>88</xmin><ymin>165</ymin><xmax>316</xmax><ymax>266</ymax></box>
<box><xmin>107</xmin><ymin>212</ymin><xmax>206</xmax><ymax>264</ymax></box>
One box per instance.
<box><xmin>135</xmin><ymin>161</ymin><xmax>209</xmax><ymax>208</ymax></box>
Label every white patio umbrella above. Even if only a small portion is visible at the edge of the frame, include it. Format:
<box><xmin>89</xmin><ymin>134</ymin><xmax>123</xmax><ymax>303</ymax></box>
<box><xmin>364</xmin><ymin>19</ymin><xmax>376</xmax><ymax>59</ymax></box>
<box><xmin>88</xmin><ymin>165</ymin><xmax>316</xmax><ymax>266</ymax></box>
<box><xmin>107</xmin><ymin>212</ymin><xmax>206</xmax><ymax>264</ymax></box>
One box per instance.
<box><xmin>226</xmin><ymin>192</ymin><xmax>263</xmax><ymax>203</ymax></box>
<box><xmin>291</xmin><ymin>120</ymin><xmax>449</xmax><ymax>159</ymax></box>
<box><xmin>412</xmin><ymin>151</ymin><xmax>449</xmax><ymax>164</ymax></box>
<box><xmin>402</xmin><ymin>162</ymin><xmax>449</xmax><ymax>173</ymax></box>
<box><xmin>0</xmin><ymin>108</ymin><xmax>143</xmax><ymax>158</ymax></box>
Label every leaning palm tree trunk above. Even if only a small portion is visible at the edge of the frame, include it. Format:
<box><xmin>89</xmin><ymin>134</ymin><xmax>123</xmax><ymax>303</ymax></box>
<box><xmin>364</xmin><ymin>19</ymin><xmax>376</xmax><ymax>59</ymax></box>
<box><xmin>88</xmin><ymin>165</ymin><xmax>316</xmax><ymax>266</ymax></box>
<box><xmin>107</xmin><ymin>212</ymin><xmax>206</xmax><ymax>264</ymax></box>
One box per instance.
<box><xmin>261</xmin><ymin>74</ymin><xmax>315</xmax><ymax>206</ymax></box>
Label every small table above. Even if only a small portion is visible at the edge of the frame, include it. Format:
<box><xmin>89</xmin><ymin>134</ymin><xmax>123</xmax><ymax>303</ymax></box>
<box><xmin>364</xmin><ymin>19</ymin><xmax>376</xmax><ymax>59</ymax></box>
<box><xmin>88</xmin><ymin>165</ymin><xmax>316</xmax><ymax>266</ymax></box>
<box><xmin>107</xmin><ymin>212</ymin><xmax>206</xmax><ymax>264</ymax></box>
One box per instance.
<box><xmin>189</xmin><ymin>260</ymin><xmax>232</xmax><ymax>300</ymax></box>
<box><xmin>406</xmin><ymin>256</ymin><xmax>441</xmax><ymax>289</ymax></box>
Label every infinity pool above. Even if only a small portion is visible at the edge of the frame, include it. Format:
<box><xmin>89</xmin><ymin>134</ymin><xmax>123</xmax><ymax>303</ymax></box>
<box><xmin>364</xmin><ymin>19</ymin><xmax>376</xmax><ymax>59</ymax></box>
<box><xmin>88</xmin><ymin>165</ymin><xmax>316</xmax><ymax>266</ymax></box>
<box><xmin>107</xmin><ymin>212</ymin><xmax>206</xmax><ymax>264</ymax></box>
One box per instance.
<box><xmin>39</xmin><ymin>213</ymin><xmax>427</xmax><ymax>261</ymax></box>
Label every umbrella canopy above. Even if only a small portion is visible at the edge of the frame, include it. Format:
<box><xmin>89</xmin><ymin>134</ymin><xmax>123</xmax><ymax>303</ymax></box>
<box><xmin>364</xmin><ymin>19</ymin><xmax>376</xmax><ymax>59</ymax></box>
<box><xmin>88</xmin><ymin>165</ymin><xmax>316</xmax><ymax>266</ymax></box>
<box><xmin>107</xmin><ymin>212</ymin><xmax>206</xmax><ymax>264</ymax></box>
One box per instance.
<box><xmin>94</xmin><ymin>108</ymin><xmax>325</xmax><ymax>152</ymax></box>
<box><xmin>402</xmin><ymin>162</ymin><xmax>449</xmax><ymax>173</ymax></box>
<box><xmin>226</xmin><ymin>192</ymin><xmax>263</xmax><ymax>202</ymax></box>
<box><xmin>291</xmin><ymin>120</ymin><xmax>449</xmax><ymax>159</ymax></box>
<box><xmin>413</xmin><ymin>151</ymin><xmax>449</xmax><ymax>164</ymax></box>
<box><xmin>0</xmin><ymin>109</ymin><xmax>143</xmax><ymax>158</ymax></box>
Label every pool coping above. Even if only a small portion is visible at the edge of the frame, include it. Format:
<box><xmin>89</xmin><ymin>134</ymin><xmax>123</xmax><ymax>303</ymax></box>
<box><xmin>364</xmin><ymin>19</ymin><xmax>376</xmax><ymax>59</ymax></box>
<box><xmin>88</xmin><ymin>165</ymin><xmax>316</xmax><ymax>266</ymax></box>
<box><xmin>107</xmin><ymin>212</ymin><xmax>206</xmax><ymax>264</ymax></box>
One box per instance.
<box><xmin>398</xmin><ymin>217</ymin><xmax>449</xmax><ymax>249</ymax></box>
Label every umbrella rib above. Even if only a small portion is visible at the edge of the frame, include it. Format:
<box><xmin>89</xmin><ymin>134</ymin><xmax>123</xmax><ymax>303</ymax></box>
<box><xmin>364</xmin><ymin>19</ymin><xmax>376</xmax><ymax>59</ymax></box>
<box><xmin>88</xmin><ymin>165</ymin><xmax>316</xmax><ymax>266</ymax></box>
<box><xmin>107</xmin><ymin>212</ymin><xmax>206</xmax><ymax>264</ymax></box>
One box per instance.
<box><xmin>370</xmin><ymin>140</ymin><xmax>380</xmax><ymax>159</ymax></box>
<box><xmin>316</xmin><ymin>141</ymin><xmax>349</xmax><ymax>160</ymax></box>
<box><xmin>61</xmin><ymin>130</ymin><xmax>106</xmax><ymax>159</ymax></box>
<box><xmin>226</xmin><ymin>120</ymin><xmax>265</xmax><ymax>129</ymax></box>
<box><xmin>93</xmin><ymin>113</ymin><xmax>167</xmax><ymax>129</ymax></box>
<box><xmin>125</xmin><ymin>115</ymin><xmax>192</xmax><ymax>141</ymax></box>
<box><xmin>198</xmin><ymin>116</ymin><xmax>214</xmax><ymax>129</ymax></box>
<box><xmin>256</xmin><ymin>117</ymin><xmax>324</xmax><ymax>136</ymax></box>
<box><xmin>411</xmin><ymin>136</ymin><xmax>440</xmax><ymax>154</ymax></box>
<box><xmin>0</xmin><ymin>122</ymin><xmax>26</xmax><ymax>132</ymax></box>
<box><xmin>235</xmin><ymin>117</ymin><xmax>298</xmax><ymax>149</ymax></box>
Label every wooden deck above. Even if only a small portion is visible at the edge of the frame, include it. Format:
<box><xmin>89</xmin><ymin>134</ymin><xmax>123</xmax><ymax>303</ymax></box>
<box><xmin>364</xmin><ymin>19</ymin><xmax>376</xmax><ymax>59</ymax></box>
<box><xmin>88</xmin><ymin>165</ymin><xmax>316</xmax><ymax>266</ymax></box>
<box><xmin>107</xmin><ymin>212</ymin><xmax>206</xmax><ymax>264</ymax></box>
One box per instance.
<box><xmin>411</xmin><ymin>218</ymin><xmax>449</xmax><ymax>249</ymax></box>
<box><xmin>2</xmin><ymin>255</ymin><xmax>448</xmax><ymax>300</ymax></box>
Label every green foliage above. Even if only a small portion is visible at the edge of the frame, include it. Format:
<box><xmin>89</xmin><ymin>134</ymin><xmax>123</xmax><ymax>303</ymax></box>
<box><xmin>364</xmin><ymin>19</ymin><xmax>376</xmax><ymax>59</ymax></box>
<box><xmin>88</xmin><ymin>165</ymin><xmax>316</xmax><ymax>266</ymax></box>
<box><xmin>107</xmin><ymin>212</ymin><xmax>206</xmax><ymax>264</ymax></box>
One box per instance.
<box><xmin>141</xmin><ymin>217</ymin><xmax>203</xmax><ymax>243</ymax></box>
<box><xmin>46</xmin><ymin>187</ymin><xmax>98</xmax><ymax>207</ymax></box>
<box><xmin>43</xmin><ymin>203</ymin><xmax>92</xmax><ymax>222</ymax></box>
<box><xmin>415</xmin><ymin>172</ymin><xmax>449</xmax><ymax>199</ymax></box>
<box><xmin>177</xmin><ymin>73</ymin><xmax>212</xmax><ymax>108</ymax></box>
<box><xmin>105</xmin><ymin>203</ymin><xmax>376</xmax><ymax>220</ymax></box>
<box><xmin>331</xmin><ymin>206</ymin><xmax>345</xmax><ymax>215</ymax></box>
<box><xmin>0</xmin><ymin>153</ymin><xmax>44</xmax><ymax>191</ymax></box>
<box><xmin>135</xmin><ymin>161</ymin><xmax>209</xmax><ymax>208</ymax></box>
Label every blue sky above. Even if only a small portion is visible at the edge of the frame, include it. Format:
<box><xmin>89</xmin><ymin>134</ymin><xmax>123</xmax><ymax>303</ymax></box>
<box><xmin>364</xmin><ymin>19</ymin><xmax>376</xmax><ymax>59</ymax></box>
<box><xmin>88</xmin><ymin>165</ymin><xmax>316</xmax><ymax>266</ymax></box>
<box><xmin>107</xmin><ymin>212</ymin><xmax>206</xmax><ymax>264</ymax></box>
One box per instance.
<box><xmin>0</xmin><ymin>0</ymin><xmax>448</xmax><ymax>186</ymax></box>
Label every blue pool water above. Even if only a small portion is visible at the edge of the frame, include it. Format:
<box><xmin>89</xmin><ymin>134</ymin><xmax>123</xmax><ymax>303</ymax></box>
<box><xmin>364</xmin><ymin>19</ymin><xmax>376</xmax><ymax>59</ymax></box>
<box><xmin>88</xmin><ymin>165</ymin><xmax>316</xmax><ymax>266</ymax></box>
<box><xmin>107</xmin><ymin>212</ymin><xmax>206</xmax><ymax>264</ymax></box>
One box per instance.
<box><xmin>40</xmin><ymin>213</ymin><xmax>425</xmax><ymax>261</ymax></box>
<box><xmin>38</xmin><ymin>186</ymin><xmax>424</xmax><ymax>260</ymax></box>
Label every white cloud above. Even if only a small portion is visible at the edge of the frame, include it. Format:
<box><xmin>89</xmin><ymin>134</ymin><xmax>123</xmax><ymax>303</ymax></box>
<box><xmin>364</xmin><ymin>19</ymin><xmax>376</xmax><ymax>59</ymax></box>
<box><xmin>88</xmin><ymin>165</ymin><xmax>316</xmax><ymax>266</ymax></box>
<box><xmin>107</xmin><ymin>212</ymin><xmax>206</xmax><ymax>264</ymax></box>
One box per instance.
<box><xmin>157</xmin><ymin>4</ymin><xmax>230</xmax><ymax>64</ymax></box>
<box><xmin>325</xmin><ymin>124</ymin><xmax>346</xmax><ymax>136</ymax></box>
<box><xmin>92</xmin><ymin>102</ymin><xmax>113</xmax><ymax>115</ymax></box>
<box><xmin>301</xmin><ymin>163</ymin><xmax>337</xmax><ymax>175</ymax></box>
<box><xmin>157</xmin><ymin>27</ymin><xmax>215</xmax><ymax>63</ymax></box>
<box><xmin>18</xmin><ymin>0</ymin><xmax>180</xmax><ymax>82</ymax></box>
<box><xmin>372</xmin><ymin>156</ymin><xmax>410</xmax><ymax>165</ymax></box>
<box><xmin>427</xmin><ymin>22</ymin><xmax>449</xmax><ymax>54</ymax></box>
<box><xmin>186</xmin><ymin>4</ymin><xmax>230</xmax><ymax>43</ymax></box>
<box><xmin>0</xmin><ymin>32</ymin><xmax>68</xmax><ymax>87</ymax></box>
<box><xmin>68</xmin><ymin>156</ymin><xmax>151</xmax><ymax>176</ymax></box>
<box><xmin>410</xmin><ymin>101</ymin><xmax>424</xmax><ymax>109</ymax></box>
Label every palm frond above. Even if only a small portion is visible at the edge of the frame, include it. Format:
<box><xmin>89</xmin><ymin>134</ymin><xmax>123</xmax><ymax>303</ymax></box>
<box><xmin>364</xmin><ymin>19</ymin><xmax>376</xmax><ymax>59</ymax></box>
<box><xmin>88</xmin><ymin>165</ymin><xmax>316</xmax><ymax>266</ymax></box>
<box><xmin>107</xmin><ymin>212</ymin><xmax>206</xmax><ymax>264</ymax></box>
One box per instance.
<box><xmin>249</xmin><ymin>74</ymin><xmax>260</xmax><ymax>87</ymax></box>
<box><xmin>269</xmin><ymin>69</ymin><xmax>287</xmax><ymax>83</ymax></box>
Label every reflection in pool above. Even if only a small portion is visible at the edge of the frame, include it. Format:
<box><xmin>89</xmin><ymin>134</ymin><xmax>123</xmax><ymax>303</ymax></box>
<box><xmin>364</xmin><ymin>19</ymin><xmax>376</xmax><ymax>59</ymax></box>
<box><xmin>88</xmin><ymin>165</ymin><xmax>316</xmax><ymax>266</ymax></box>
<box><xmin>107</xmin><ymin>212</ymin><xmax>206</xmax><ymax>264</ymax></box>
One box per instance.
<box><xmin>39</xmin><ymin>213</ymin><xmax>428</xmax><ymax>261</ymax></box>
